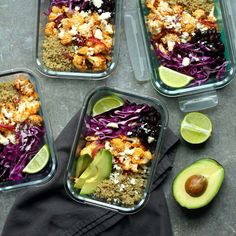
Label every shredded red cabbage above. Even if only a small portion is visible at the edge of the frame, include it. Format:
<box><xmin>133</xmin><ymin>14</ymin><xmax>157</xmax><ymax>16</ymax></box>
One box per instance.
<box><xmin>0</xmin><ymin>124</ymin><xmax>45</xmax><ymax>182</ymax></box>
<box><xmin>85</xmin><ymin>102</ymin><xmax>150</xmax><ymax>140</ymax></box>
<box><xmin>153</xmin><ymin>41</ymin><xmax>228</xmax><ymax>87</ymax></box>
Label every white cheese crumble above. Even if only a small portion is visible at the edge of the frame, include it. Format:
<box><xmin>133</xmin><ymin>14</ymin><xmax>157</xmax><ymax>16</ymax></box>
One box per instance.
<box><xmin>124</xmin><ymin>148</ymin><xmax>134</xmax><ymax>155</ymax></box>
<box><xmin>99</xmin><ymin>12</ymin><xmax>111</xmax><ymax>20</ymax></box>
<box><xmin>0</xmin><ymin>133</ymin><xmax>10</xmax><ymax>145</ymax></box>
<box><xmin>148</xmin><ymin>136</ymin><xmax>155</xmax><ymax>143</ymax></box>
<box><xmin>94</xmin><ymin>29</ymin><xmax>103</xmax><ymax>40</ymax></box>
<box><xmin>80</xmin><ymin>11</ymin><xmax>89</xmax><ymax>18</ymax></box>
<box><xmin>74</xmin><ymin>6</ymin><xmax>80</xmax><ymax>11</ymax></box>
<box><xmin>87</xmin><ymin>47</ymin><xmax>94</xmax><ymax>56</ymax></box>
<box><xmin>106</xmin><ymin>122</ymin><xmax>119</xmax><ymax>129</ymax></box>
<box><xmin>6</xmin><ymin>133</ymin><xmax>16</xmax><ymax>144</ymax></box>
<box><xmin>105</xmin><ymin>141</ymin><xmax>111</xmax><ymax>150</ymax></box>
<box><xmin>69</xmin><ymin>25</ymin><xmax>78</xmax><ymax>36</ymax></box>
<box><xmin>92</xmin><ymin>0</ymin><xmax>103</xmax><ymax>8</ymax></box>
<box><xmin>130</xmin><ymin>178</ymin><xmax>136</xmax><ymax>185</ymax></box>
<box><xmin>119</xmin><ymin>184</ymin><xmax>126</xmax><ymax>191</ymax></box>
<box><xmin>110</xmin><ymin>172</ymin><xmax>120</xmax><ymax>184</ymax></box>
<box><xmin>2</xmin><ymin>108</ymin><xmax>13</xmax><ymax>118</ymax></box>
<box><xmin>182</xmin><ymin>57</ymin><xmax>190</xmax><ymax>66</ymax></box>
<box><xmin>58</xmin><ymin>29</ymin><xmax>65</xmax><ymax>39</ymax></box>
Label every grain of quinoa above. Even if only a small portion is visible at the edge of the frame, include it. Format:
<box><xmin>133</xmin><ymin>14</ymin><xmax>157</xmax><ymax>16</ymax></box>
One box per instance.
<box><xmin>42</xmin><ymin>36</ymin><xmax>76</xmax><ymax>72</ymax></box>
<box><xmin>166</xmin><ymin>0</ymin><xmax>214</xmax><ymax>14</ymax></box>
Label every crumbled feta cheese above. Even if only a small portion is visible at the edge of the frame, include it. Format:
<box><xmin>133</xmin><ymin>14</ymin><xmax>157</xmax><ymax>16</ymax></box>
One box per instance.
<box><xmin>182</xmin><ymin>57</ymin><xmax>190</xmax><ymax>66</ymax></box>
<box><xmin>167</xmin><ymin>40</ymin><xmax>175</xmax><ymax>51</ymax></box>
<box><xmin>0</xmin><ymin>133</ymin><xmax>10</xmax><ymax>145</ymax></box>
<box><xmin>69</xmin><ymin>25</ymin><xmax>78</xmax><ymax>36</ymax></box>
<box><xmin>58</xmin><ymin>29</ymin><xmax>65</xmax><ymax>39</ymax></box>
<box><xmin>80</xmin><ymin>11</ymin><xmax>89</xmax><ymax>18</ymax></box>
<box><xmin>99</xmin><ymin>12</ymin><xmax>111</xmax><ymax>20</ymax></box>
<box><xmin>92</xmin><ymin>0</ymin><xmax>103</xmax><ymax>8</ymax></box>
<box><xmin>113</xmin><ymin>164</ymin><xmax>122</xmax><ymax>171</ymax></box>
<box><xmin>75</xmin><ymin>6</ymin><xmax>80</xmax><ymax>11</ymax></box>
<box><xmin>105</xmin><ymin>141</ymin><xmax>111</xmax><ymax>150</ymax></box>
<box><xmin>119</xmin><ymin>184</ymin><xmax>126</xmax><ymax>191</ymax></box>
<box><xmin>148</xmin><ymin>136</ymin><xmax>155</xmax><ymax>143</ymax></box>
<box><xmin>2</xmin><ymin>108</ymin><xmax>13</xmax><ymax>118</ymax></box>
<box><xmin>6</xmin><ymin>133</ymin><xmax>16</xmax><ymax>144</ymax></box>
<box><xmin>106</xmin><ymin>122</ymin><xmax>119</xmax><ymax>129</ymax></box>
<box><xmin>94</xmin><ymin>29</ymin><xmax>103</xmax><ymax>40</ymax></box>
<box><xmin>130</xmin><ymin>178</ymin><xmax>136</xmax><ymax>185</ymax></box>
<box><xmin>110</xmin><ymin>172</ymin><xmax>120</xmax><ymax>184</ymax></box>
<box><xmin>124</xmin><ymin>148</ymin><xmax>134</xmax><ymax>155</ymax></box>
<box><xmin>87</xmin><ymin>47</ymin><xmax>94</xmax><ymax>56</ymax></box>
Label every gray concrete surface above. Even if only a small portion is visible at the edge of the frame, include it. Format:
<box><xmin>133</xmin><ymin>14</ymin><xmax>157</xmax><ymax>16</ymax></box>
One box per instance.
<box><xmin>0</xmin><ymin>0</ymin><xmax>236</xmax><ymax>235</ymax></box>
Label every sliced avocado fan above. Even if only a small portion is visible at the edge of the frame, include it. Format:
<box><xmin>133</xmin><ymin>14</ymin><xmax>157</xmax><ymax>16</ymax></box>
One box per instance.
<box><xmin>74</xmin><ymin>149</ymin><xmax>113</xmax><ymax>194</ymax></box>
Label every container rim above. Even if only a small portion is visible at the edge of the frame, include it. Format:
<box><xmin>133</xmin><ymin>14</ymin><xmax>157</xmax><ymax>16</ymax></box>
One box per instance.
<box><xmin>64</xmin><ymin>86</ymin><xmax>169</xmax><ymax>214</ymax></box>
<box><xmin>35</xmin><ymin>0</ymin><xmax>123</xmax><ymax>80</ymax></box>
<box><xmin>0</xmin><ymin>68</ymin><xmax>57</xmax><ymax>192</ymax></box>
<box><xmin>137</xmin><ymin>0</ymin><xmax>236</xmax><ymax>97</ymax></box>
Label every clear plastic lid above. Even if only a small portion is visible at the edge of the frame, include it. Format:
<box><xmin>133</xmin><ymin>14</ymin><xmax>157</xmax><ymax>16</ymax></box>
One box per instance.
<box><xmin>125</xmin><ymin>0</ymin><xmax>236</xmax><ymax>112</ymax></box>
<box><xmin>65</xmin><ymin>86</ymin><xmax>168</xmax><ymax>214</ymax></box>
<box><xmin>0</xmin><ymin>69</ymin><xmax>57</xmax><ymax>191</ymax></box>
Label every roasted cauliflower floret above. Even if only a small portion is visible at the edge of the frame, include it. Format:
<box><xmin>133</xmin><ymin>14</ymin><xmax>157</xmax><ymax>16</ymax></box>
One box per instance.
<box><xmin>45</xmin><ymin>22</ymin><xmax>57</xmax><ymax>36</ymax></box>
<box><xmin>87</xmin><ymin>55</ymin><xmax>107</xmax><ymax>71</ymax></box>
<box><xmin>27</xmin><ymin>115</ymin><xmax>43</xmax><ymax>126</ymax></box>
<box><xmin>14</xmin><ymin>76</ymin><xmax>35</xmax><ymax>96</ymax></box>
<box><xmin>73</xmin><ymin>55</ymin><xmax>87</xmax><ymax>71</ymax></box>
<box><xmin>192</xmin><ymin>9</ymin><xmax>205</xmax><ymax>19</ymax></box>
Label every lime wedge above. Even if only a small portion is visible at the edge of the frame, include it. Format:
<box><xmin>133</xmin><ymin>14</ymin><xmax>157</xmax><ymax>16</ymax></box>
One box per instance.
<box><xmin>180</xmin><ymin>112</ymin><xmax>212</xmax><ymax>144</ymax></box>
<box><xmin>23</xmin><ymin>144</ymin><xmax>50</xmax><ymax>174</ymax></box>
<box><xmin>158</xmin><ymin>66</ymin><xmax>194</xmax><ymax>88</ymax></box>
<box><xmin>92</xmin><ymin>95</ymin><xmax>124</xmax><ymax>117</ymax></box>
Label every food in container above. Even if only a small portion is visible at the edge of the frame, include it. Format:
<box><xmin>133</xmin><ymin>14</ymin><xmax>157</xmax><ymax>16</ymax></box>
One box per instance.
<box><xmin>65</xmin><ymin>87</ymin><xmax>168</xmax><ymax>213</ymax></box>
<box><xmin>129</xmin><ymin>0</ymin><xmax>236</xmax><ymax>104</ymax></box>
<box><xmin>145</xmin><ymin>0</ymin><xmax>227</xmax><ymax>87</ymax></box>
<box><xmin>36</xmin><ymin>0</ymin><xmax>122</xmax><ymax>79</ymax></box>
<box><xmin>0</xmin><ymin>70</ymin><xmax>56</xmax><ymax>191</ymax></box>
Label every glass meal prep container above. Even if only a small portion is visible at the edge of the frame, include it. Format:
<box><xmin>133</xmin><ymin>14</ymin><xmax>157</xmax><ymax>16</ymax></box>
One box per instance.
<box><xmin>65</xmin><ymin>87</ymin><xmax>168</xmax><ymax>214</ymax></box>
<box><xmin>35</xmin><ymin>0</ymin><xmax>122</xmax><ymax>80</ymax></box>
<box><xmin>125</xmin><ymin>0</ymin><xmax>236</xmax><ymax>112</ymax></box>
<box><xmin>0</xmin><ymin>69</ymin><xmax>56</xmax><ymax>191</ymax></box>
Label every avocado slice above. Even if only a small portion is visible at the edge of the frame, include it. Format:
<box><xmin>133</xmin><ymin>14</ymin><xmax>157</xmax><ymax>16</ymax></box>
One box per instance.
<box><xmin>74</xmin><ymin>164</ymin><xmax>98</xmax><ymax>189</ymax></box>
<box><xmin>79</xmin><ymin>149</ymin><xmax>113</xmax><ymax>195</ymax></box>
<box><xmin>75</xmin><ymin>154</ymin><xmax>92</xmax><ymax>178</ymax></box>
<box><xmin>172</xmin><ymin>158</ymin><xmax>224</xmax><ymax>209</ymax></box>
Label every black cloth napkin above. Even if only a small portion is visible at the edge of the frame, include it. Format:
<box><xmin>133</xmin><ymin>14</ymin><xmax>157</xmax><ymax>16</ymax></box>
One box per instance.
<box><xmin>2</xmin><ymin>111</ymin><xmax>179</xmax><ymax>236</ymax></box>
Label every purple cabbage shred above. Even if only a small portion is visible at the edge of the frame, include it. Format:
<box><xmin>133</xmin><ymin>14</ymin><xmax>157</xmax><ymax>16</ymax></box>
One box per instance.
<box><xmin>152</xmin><ymin>40</ymin><xmax>228</xmax><ymax>87</ymax></box>
<box><xmin>0</xmin><ymin>124</ymin><xmax>45</xmax><ymax>182</ymax></box>
<box><xmin>85</xmin><ymin>102</ymin><xmax>150</xmax><ymax>140</ymax></box>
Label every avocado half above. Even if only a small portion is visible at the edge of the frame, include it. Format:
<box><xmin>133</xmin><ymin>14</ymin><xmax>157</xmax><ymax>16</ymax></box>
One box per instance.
<box><xmin>172</xmin><ymin>158</ymin><xmax>224</xmax><ymax>209</ymax></box>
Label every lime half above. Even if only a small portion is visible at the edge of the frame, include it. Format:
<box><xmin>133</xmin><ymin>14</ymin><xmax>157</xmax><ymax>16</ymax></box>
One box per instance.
<box><xmin>158</xmin><ymin>66</ymin><xmax>194</xmax><ymax>88</ymax></box>
<box><xmin>23</xmin><ymin>144</ymin><xmax>50</xmax><ymax>174</ymax></box>
<box><xmin>180</xmin><ymin>112</ymin><xmax>212</xmax><ymax>144</ymax></box>
<box><xmin>92</xmin><ymin>95</ymin><xmax>124</xmax><ymax>117</ymax></box>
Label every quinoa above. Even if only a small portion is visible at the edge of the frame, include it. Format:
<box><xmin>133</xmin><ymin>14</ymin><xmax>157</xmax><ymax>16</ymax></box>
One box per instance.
<box><xmin>166</xmin><ymin>0</ymin><xmax>214</xmax><ymax>14</ymax></box>
<box><xmin>0</xmin><ymin>82</ymin><xmax>18</xmax><ymax>105</ymax></box>
<box><xmin>42</xmin><ymin>36</ymin><xmax>76</xmax><ymax>72</ymax></box>
<box><xmin>95</xmin><ymin>170</ymin><xmax>147</xmax><ymax>206</ymax></box>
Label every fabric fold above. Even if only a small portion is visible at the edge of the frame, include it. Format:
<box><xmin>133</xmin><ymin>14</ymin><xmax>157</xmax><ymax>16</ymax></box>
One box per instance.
<box><xmin>2</xmin><ymin>111</ymin><xmax>179</xmax><ymax>236</ymax></box>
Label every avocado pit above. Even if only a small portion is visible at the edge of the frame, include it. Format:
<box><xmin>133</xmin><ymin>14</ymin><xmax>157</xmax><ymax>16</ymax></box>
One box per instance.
<box><xmin>185</xmin><ymin>175</ymin><xmax>208</xmax><ymax>197</ymax></box>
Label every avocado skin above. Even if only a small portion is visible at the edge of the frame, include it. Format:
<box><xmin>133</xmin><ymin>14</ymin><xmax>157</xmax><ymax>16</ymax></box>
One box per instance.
<box><xmin>75</xmin><ymin>149</ymin><xmax>113</xmax><ymax>194</ymax></box>
<box><xmin>172</xmin><ymin>158</ymin><xmax>224</xmax><ymax>209</ymax></box>
<box><xmin>75</xmin><ymin>154</ymin><xmax>92</xmax><ymax>178</ymax></box>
